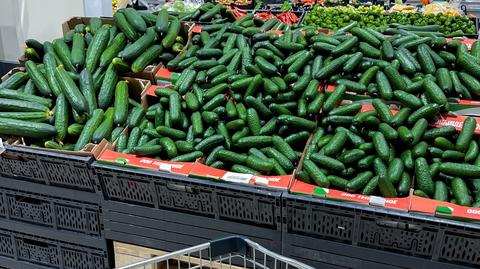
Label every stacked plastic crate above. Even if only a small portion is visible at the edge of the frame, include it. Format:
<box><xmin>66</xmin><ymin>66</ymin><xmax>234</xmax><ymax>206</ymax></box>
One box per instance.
<box><xmin>0</xmin><ymin>145</ymin><xmax>113</xmax><ymax>269</ymax></box>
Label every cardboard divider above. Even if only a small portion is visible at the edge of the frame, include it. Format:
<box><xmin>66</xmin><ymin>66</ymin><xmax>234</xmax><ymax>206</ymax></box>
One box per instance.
<box><xmin>410</xmin><ymin>195</ymin><xmax>480</xmax><ymax>221</ymax></box>
<box><xmin>189</xmin><ymin>162</ymin><xmax>293</xmax><ymax>189</ymax></box>
<box><xmin>1</xmin><ymin>67</ymin><xmax>25</xmax><ymax>82</ymax></box>
<box><xmin>62</xmin><ymin>16</ymin><xmax>114</xmax><ymax>34</ymax></box>
<box><xmin>97</xmin><ymin>149</ymin><xmax>194</xmax><ymax>175</ymax></box>
<box><xmin>289</xmin><ymin>179</ymin><xmax>411</xmax><ymax>210</ymax></box>
<box><xmin>154</xmin><ymin>65</ymin><xmax>180</xmax><ymax>84</ymax></box>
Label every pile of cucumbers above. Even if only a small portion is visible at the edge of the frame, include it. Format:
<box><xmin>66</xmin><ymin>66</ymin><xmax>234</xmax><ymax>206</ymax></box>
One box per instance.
<box><xmin>298</xmin><ymin>99</ymin><xmax>480</xmax><ymax>206</ymax></box>
<box><xmin>25</xmin><ymin>8</ymin><xmax>186</xmax><ymax>74</ymax></box>
<box><xmin>114</xmin><ymin>14</ymin><xmax>320</xmax><ymax>175</ymax></box>
<box><xmin>0</xmin><ymin>8</ymin><xmax>188</xmax><ymax>150</ymax></box>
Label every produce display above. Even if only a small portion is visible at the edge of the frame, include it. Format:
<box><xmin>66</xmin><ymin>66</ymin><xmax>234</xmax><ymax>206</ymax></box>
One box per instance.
<box><xmin>0</xmin><ymin>8</ymin><xmax>186</xmax><ymax>150</ymax></box>
<box><xmin>304</xmin><ymin>5</ymin><xmax>477</xmax><ymax>35</ymax></box>
<box><xmin>115</xmin><ymin>13</ymin><xmax>318</xmax><ymax>175</ymax></box>
<box><xmin>2</xmin><ymin>2</ymin><xmax>480</xmax><ymax>207</ymax></box>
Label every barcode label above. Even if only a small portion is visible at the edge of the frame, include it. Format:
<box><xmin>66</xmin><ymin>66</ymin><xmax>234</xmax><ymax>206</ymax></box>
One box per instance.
<box><xmin>222</xmin><ymin>172</ymin><xmax>252</xmax><ymax>183</ymax></box>
<box><xmin>254</xmin><ymin>176</ymin><xmax>269</xmax><ymax>186</ymax></box>
<box><xmin>159</xmin><ymin>163</ymin><xmax>172</xmax><ymax>172</ymax></box>
<box><xmin>369</xmin><ymin>196</ymin><xmax>385</xmax><ymax>207</ymax></box>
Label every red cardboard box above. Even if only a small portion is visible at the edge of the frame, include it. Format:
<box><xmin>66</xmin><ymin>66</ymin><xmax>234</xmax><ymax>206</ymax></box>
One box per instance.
<box><xmin>189</xmin><ymin>162</ymin><xmax>294</xmax><ymax>189</ymax></box>
<box><xmin>290</xmin><ymin>179</ymin><xmax>411</xmax><ymax>210</ymax></box>
<box><xmin>410</xmin><ymin>195</ymin><xmax>480</xmax><ymax>222</ymax></box>
<box><xmin>97</xmin><ymin>149</ymin><xmax>194</xmax><ymax>175</ymax></box>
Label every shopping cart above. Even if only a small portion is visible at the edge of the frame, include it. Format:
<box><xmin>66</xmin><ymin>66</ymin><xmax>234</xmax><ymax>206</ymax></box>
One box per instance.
<box><xmin>116</xmin><ymin>236</ymin><xmax>315</xmax><ymax>269</ymax></box>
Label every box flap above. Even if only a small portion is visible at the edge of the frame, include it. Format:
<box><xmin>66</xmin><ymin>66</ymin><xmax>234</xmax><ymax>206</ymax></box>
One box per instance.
<box><xmin>98</xmin><ymin>149</ymin><xmax>193</xmax><ymax>175</ymax></box>
<box><xmin>189</xmin><ymin>162</ymin><xmax>293</xmax><ymax>189</ymax></box>
<box><xmin>410</xmin><ymin>195</ymin><xmax>480</xmax><ymax>222</ymax></box>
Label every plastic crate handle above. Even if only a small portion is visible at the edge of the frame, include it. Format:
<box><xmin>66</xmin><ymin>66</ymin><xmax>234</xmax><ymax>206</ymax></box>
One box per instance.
<box><xmin>166</xmin><ymin>183</ymin><xmax>199</xmax><ymax>194</ymax></box>
<box><xmin>21</xmin><ymin>238</ymin><xmax>50</xmax><ymax>248</ymax></box>
<box><xmin>0</xmin><ymin>152</ymin><xmax>26</xmax><ymax>162</ymax></box>
<box><xmin>376</xmin><ymin>220</ymin><xmax>422</xmax><ymax>232</ymax></box>
<box><xmin>14</xmin><ymin>195</ymin><xmax>44</xmax><ymax>205</ymax></box>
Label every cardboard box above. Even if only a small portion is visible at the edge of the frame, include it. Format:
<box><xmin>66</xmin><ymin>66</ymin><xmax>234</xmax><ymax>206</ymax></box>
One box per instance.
<box><xmin>410</xmin><ymin>195</ymin><xmax>480</xmax><ymax>222</ymax></box>
<box><xmin>289</xmin><ymin>179</ymin><xmax>412</xmax><ymax>211</ymax></box>
<box><xmin>154</xmin><ymin>65</ymin><xmax>180</xmax><ymax>85</ymax></box>
<box><xmin>189</xmin><ymin>162</ymin><xmax>294</xmax><ymax>189</ymax></box>
<box><xmin>97</xmin><ymin>149</ymin><xmax>194</xmax><ymax>176</ymax></box>
<box><xmin>447</xmin><ymin>100</ymin><xmax>480</xmax><ymax>117</ymax></box>
<box><xmin>62</xmin><ymin>16</ymin><xmax>114</xmax><ymax>35</ymax></box>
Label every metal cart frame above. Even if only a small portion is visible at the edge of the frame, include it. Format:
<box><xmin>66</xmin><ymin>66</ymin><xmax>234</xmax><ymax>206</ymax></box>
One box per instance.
<box><xmin>117</xmin><ymin>236</ymin><xmax>315</xmax><ymax>269</ymax></box>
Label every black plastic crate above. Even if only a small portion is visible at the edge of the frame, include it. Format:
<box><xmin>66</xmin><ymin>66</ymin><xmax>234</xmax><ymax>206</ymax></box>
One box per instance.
<box><xmin>0</xmin><ymin>228</ymin><xmax>112</xmax><ymax>269</ymax></box>
<box><xmin>282</xmin><ymin>193</ymin><xmax>480</xmax><ymax>269</ymax></box>
<box><xmin>0</xmin><ymin>186</ymin><xmax>103</xmax><ymax>237</ymax></box>
<box><xmin>0</xmin><ymin>145</ymin><xmax>100</xmax><ymax>193</ymax></box>
<box><xmin>93</xmin><ymin>162</ymin><xmax>282</xmax><ymax>253</ymax></box>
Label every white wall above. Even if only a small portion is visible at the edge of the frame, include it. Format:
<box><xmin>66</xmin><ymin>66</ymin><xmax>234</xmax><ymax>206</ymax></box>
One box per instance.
<box><xmin>0</xmin><ymin>0</ymin><xmax>88</xmax><ymax>62</ymax></box>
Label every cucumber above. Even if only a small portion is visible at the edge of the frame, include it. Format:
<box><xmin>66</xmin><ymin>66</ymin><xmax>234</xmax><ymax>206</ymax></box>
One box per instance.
<box><xmin>114</xmin><ymin>81</ymin><xmax>129</xmax><ymax>126</ymax></box>
<box><xmin>303</xmin><ymin>159</ymin><xmax>329</xmax><ymax>187</ymax></box>
<box><xmin>351</xmin><ymin>27</ymin><xmax>381</xmax><ymax>47</ymax></box>
<box><xmin>436</xmin><ymin>68</ymin><xmax>452</xmax><ymax>93</ymax></box>
<box><xmin>423</xmin><ymin>79</ymin><xmax>447</xmax><ymax>106</ymax></box>
<box><xmin>155</xmin><ymin>9</ymin><xmax>169</xmax><ymax>34</ymax></box>
<box><xmin>378</xmin><ymin>176</ymin><xmax>398</xmax><ymax>198</ymax></box>
<box><xmin>100</xmin><ymin>33</ymin><xmax>126</xmax><ymax>67</ymax></box>
<box><xmin>128</xmin><ymin>106</ymin><xmax>146</xmax><ymax>128</ymax></box>
<box><xmin>85</xmin><ymin>26</ymin><xmax>109</xmax><ymax>73</ymax></box>
<box><xmin>0</xmin><ymin>117</ymin><xmax>56</xmax><ymax>138</ymax></box>
<box><xmin>194</xmin><ymin>134</ymin><xmax>224</xmax><ymax>152</ymax></box>
<box><xmin>376</xmin><ymin>71</ymin><xmax>393</xmax><ymax>100</ymax></box>
<box><xmin>124</xmin><ymin>8</ymin><xmax>147</xmax><ymax>32</ymax></box>
<box><xmin>71</xmin><ymin>33</ymin><xmax>85</xmax><ymax>67</ymax></box>
<box><xmin>415</xmin><ymin>157</ymin><xmax>434</xmax><ymax>196</ymax></box>
<box><xmin>74</xmin><ymin>109</ymin><xmax>104</xmax><ymax>150</ymax></box>
<box><xmin>0</xmin><ymin>98</ymin><xmax>47</xmax><ymax>113</ymax></box>
<box><xmin>163</xmin><ymin>18</ymin><xmax>181</xmax><ymax>48</ymax></box>
<box><xmin>372</xmin><ymin>132</ymin><xmax>390</xmax><ymax>161</ymax></box>
<box><xmin>456</xmin><ymin>117</ymin><xmax>476</xmax><ymax>152</ymax></box>
<box><xmin>452</xmin><ymin>177</ymin><xmax>471</xmax><ymax>206</ymax></box>
<box><xmin>0</xmin><ymin>111</ymin><xmax>48</xmax><ymax>122</ymax></box>
<box><xmin>133</xmin><ymin>145</ymin><xmax>162</xmax><ymax>157</ymax></box>
<box><xmin>0</xmin><ymin>89</ymin><xmax>51</xmax><ymax>108</ymax></box>
<box><xmin>54</xmin><ymin>94</ymin><xmax>69</xmax><ymax>142</ymax></box>
<box><xmin>98</xmin><ymin>63</ymin><xmax>118</xmax><ymax>109</ymax></box>
<box><xmin>171</xmin><ymin>151</ymin><xmax>203</xmax><ymax>162</ymax></box>
<box><xmin>25</xmin><ymin>60</ymin><xmax>51</xmax><ymax>96</ymax></box>
<box><xmin>119</xmin><ymin>28</ymin><xmax>157</xmax><ymax>61</ymax></box>
<box><xmin>394</xmin><ymin>90</ymin><xmax>422</xmax><ymax>109</ymax></box>
<box><xmin>113</xmin><ymin>12</ymin><xmax>139</xmax><ymax>41</ymax></box>
<box><xmin>79</xmin><ymin>69</ymin><xmax>97</xmax><ymax>117</ymax></box>
<box><xmin>0</xmin><ymin>71</ymin><xmax>27</xmax><ymax>89</ymax></box>
<box><xmin>43</xmin><ymin>53</ymin><xmax>62</xmax><ymax>96</ymax></box>
<box><xmin>53</xmin><ymin>38</ymin><xmax>76</xmax><ymax>72</ymax></box>
<box><xmin>92</xmin><ymin>107</ymin><xmax>115</xmax><ymax>143</ymax></box>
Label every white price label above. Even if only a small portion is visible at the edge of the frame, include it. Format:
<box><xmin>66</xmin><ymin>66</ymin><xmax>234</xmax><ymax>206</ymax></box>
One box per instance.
<box><xmin>254</xmin><ymin>176</ymin><xmax>269</xmax><ymax>186</ymax></box>
<box><xmin>369</xmin><ymin>196</ymin><xmax>386</xmax><ymax>207</ymax></box>
<box><xmin>221</xmin><ymin>172</ymin><xmax>252</xmax><ymax>183</ymax></box>
<box><xmin>159</xmin><ymin>163</ymin><xmax>172</xmax><ymax>172</ymax></box>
